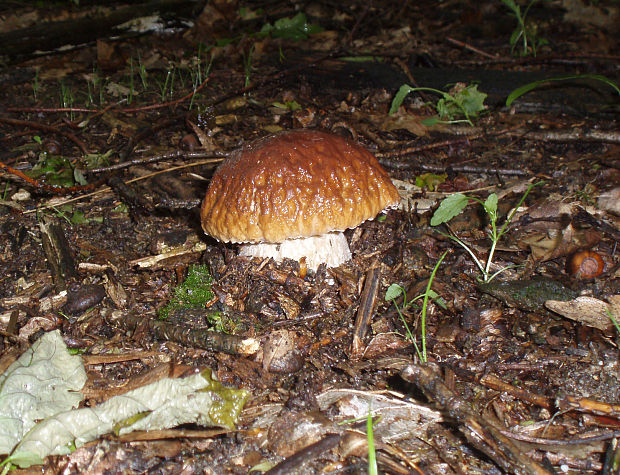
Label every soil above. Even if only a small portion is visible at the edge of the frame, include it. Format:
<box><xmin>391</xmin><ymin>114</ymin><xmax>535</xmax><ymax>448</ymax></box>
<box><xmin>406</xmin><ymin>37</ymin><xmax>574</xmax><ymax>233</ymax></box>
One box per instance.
<box><xmin>0</xmin><ymin>1</ymin><xmax>619</xmax><ymax>474</ymax></box>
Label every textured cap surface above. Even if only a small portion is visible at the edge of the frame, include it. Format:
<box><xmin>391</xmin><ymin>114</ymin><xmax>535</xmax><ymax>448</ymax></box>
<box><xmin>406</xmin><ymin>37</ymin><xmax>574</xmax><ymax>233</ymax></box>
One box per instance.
<box><xmin>201</xmin><ymin>130</ymin><xmax>400</xmax><ymax>243</ymax></box>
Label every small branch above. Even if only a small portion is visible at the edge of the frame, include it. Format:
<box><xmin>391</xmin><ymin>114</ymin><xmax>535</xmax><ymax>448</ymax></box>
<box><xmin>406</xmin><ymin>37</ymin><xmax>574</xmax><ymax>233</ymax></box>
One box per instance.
<box><xmin>401</xmin><ymin>363</ymin><xmax>552</xmax><ymax>475</ymax></box>
<box><xmin>350</xmin><ymin>265</ymin><xmax>381</xmax><ymax>358</ymax></box>
<box><xmin>447</xmin><ymin>36</ymin><xmax>498</xmax><ymax>59</ymax></box>
<box><xmin>39</xmin><ymin>217</ymin><xmax>78</xmax><ymax>293</ymax></box>
<box><xmin>116</xmin><ymin>311</ymin><xmax>259</xmax><ymax>356</ymax></box>
<box><xmin>0</xmin><ymin>116</ymin><xmax>90</xmax><ymax>154</ymax></box>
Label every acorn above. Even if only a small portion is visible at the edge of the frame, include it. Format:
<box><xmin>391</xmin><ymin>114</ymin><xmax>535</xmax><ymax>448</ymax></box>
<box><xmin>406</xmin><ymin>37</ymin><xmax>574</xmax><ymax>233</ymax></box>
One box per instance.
<box><xmin>566</xmin><ymin>250</ymin><xmax>605</xmax><ymax>279</ymax></box>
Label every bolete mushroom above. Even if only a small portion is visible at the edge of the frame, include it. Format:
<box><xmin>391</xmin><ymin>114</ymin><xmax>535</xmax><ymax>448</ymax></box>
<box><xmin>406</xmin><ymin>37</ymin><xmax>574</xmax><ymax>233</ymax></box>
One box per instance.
<box><xmin>200</xmin><ymin>130</ymin><xmax>400</xmax><ymax>270</ymax></box>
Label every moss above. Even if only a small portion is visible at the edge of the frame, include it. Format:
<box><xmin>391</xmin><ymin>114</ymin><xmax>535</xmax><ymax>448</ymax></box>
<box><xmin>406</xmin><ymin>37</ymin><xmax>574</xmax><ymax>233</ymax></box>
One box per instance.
<box><xmin>159</xmin><ymin>265</ymin><xmax>214</xmax><ymax>319</ymax></box>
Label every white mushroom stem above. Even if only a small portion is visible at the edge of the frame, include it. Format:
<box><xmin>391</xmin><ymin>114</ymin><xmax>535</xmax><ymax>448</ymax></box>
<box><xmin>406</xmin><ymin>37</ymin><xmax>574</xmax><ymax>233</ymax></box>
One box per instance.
<box><xmin>239</xmin><ymin>232</ymin><xmax>352</xmax><ymax>270</ymax></box>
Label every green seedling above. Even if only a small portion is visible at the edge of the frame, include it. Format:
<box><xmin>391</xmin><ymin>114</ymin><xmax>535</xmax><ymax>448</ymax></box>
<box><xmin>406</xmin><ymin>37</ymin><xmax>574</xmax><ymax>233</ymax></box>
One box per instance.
<box><xmin>32</xmin><ymin>68</ymin><xmax>40</xmax><ymax>100</ymax></box>
<box><xmin>608</xmin><ymin>309</ymin><xmax>620</xmax><ymax>335</ymax></box>
<box><xmin>390</xmin><ymin>83</ymin><xmax>487</xmax><ymax>126</ymax></box>
<box><xmin>156</xmin><ymin>67</ymin><xmax>175</xmax><ymax>102</ymax></box>
<box><xmin>431</xmin><ymin>182</ymin><xmax>542</xmax><ymax>283</ymax></box>
<box><xmin>501</xmin><ymin>0</ymin><xmax>547</xmax><ymax>56</ymax></box>
<box><xmin>259</xmin><ymin>12</ymin><xmax>323</xmax><ymax>41</ymax></box>
<box><xmin>271</xmin><ymin>100</ymin><xmax>301</xmax><ymax>111</ymax></box>
<box><xmin>159</xmin><ymin>264</ymin><xmax>215</xmax><ymax>320</ymax></box>
<box><xmin>85</xmin><ymin>68</ymin><xmax>105</xmax><ymax>106</ymax></box>
<box><xmin>242</xmin><ymin>44</ymin><xmax>255</xmax><ymax>89</ymax></box>
<box><xmin>48</xmin><ymin>204</ymin><xmax>90</xmax><ymax>226</ymax></box>
<box><xmin>506</xmin><ymin>74</ymin><xmax>620</xmax><ymax>107</ymax></box>
<box><xmin>59</xmin><ymin>81</ymin><xmax>75</xmax><ymax>120</ymax></box>
<box><xmin>386</xmin><ymin>252</ymin><xmax>447</xmax><ymax>362</ymax></box>
<box><xmin>136</xmin><ymin>54</ymin><xmax>148</xmax><ymax>91</ymax></box>
<box><xmin>367</xmin><ymin>405</ymin><xmax>378</xmax><ymax>475</ymax></box>
<box><xmin>416</xmin><ymin>173</ymin><xmax>447</xmax><ymax>191</ymax></box>
<box><xmin>27</xmin><ymin>153</ymin><xmax>86</xmax><ymax>188</ymax></box>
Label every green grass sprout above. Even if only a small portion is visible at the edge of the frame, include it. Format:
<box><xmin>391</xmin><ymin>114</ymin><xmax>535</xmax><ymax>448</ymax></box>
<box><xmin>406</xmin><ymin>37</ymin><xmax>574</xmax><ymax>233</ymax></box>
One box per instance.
<box><xmin>386</xmin><ymin>251</ymin><xmax>448</xmax><ymax>362</ymax></box>
<box><xmin>506</xmin><ymin>74</ymin><xmax>620</xmax><ymax>107</ymax></box>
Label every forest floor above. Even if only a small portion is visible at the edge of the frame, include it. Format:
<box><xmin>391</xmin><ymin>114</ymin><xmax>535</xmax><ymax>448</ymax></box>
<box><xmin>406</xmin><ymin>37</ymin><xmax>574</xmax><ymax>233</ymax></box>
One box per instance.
<box><xmin>0</xmin><ymin>1</ymin><xmax>619</xmax><ymax>473</ymax></box>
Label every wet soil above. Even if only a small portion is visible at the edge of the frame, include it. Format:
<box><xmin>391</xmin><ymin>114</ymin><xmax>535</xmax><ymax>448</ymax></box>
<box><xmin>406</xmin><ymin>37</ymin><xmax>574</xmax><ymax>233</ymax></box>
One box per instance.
<box><xmin>0</xmin><ymin>1</ymin><xmax>619</xmax><ymax>473</ymax></box>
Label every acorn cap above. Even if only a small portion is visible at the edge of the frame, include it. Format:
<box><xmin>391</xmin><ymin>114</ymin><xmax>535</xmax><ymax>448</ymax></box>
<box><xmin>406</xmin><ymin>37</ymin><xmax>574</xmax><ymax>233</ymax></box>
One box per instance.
<box><xmin>201</xmin><ymin>130</ymin><xmax>400</xmax><ymax>244</ymax></box>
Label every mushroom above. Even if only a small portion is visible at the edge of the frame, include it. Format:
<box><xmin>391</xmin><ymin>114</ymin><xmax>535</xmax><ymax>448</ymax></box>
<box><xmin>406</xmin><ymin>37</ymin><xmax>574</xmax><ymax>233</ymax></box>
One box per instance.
<box><xmin>200</xmin><ymin>130</ymin><xmax>401</xmax><ymax>270</ymax></box>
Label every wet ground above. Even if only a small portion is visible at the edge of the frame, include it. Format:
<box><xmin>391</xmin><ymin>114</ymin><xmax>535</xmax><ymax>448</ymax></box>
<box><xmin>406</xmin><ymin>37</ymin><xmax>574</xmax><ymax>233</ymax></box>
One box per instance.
<box><xmin>0</xmin><ymin>1</ymin><xmax>619</xmax><ymax>473</ymax></box>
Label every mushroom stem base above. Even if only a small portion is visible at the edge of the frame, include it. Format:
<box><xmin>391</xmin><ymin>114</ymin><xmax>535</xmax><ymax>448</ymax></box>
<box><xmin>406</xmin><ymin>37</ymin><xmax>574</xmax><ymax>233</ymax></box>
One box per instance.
<box><xmin>239</xmin><ymin>232</ymin><xmax>352</xmax><ymax>270</ymax></box>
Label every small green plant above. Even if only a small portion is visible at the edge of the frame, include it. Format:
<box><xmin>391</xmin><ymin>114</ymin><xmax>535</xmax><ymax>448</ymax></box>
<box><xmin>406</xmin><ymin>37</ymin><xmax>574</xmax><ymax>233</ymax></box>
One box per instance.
<box><xmin>242</xmin><ymin>44</ymin><xmax>255</xmax><ymax>89</ymax></box>
<box><xmin>386</xmin><ymin>251</ymin><xmax>447</xmax><ymax>362</ymax></box>
<box><xmin>32</xmin><ymin>68</ymin><xmax>40</xmax><ymax>100</ymax></box>
<box><xmin>159</xmin><ymin>264</ymin><xmax>215</xmax><ymax>320</ymax></box>
<box><xmin>59</xmin><ymin>81</ymin><xmax>75</xmax><ymax>120</ymax></box>
<box><xmin>271</xmin><ymin>100</ymin><xmax>301</xmax><ymax>111</ymax></box>
<box><xmin>608</xmin><ymin>309</ymin><xmax>620</xmax><ymax>335</ymax></box>
<box><xmin>501</xmin><ymin>0</ymin><xmax>547</xmax><ymax>56</ymax></box>
<box><xmin>259</xmin><ymin>12</ymin><xmax>323</xmax><ymax>41</ymax></box>
<box><xmin>390</xmin><ymin>83</ymin><xmax>487</xmax><ymax>126</ymax></box>
<box><xmin>367</xmin><ymin>405</ymin><xmax>378</xmax><ymax>475</ymax></box>
<box><xmin>431</xmin><ymin>182</ymin><xmax>541</xmax><ymax>283</ymax></box>
<box><xmin>27</xmin><ymin>153</ymin><xmax>86</xmax><ymax>188</ymax></box>
<box><xmin>506</xmin><ymin>74</ymin><xmax>620</xmax><ymax>107</ymax></box>
<box><xmin>156</xmin><ymin>66</ymin><xmax>175</xmax><ymax>102</ymax></box>
<box><xmin>136</xmin><ymin>54</ymin><xmax>148</xmax><ymax>91</ymax></box>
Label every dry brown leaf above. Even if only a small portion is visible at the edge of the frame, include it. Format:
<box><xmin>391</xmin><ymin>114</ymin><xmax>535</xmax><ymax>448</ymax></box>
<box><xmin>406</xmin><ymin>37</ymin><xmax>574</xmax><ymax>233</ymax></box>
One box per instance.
<box><xmin>545</xmin><ymin>296</ymin><xmax>618</xmax><ymax>331</ymax></box>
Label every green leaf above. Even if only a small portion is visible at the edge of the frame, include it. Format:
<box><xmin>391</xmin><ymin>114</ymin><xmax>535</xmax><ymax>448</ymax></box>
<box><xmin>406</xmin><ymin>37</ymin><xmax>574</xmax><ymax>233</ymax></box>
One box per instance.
<box><xmin>421</xmin><ymin>116</ymin><xmax>440</xmax><ymax>126</ymax></box>
<box><xmin>506</xmin><ymin>74</ymin><xmax>620</xmax><ymax>107</ymax></box>
<box><xmin>2</xmin><ymin>451</ymin><xmax>44</xmax><ymax>469</ymax></box>
<box><xmin>70</xmin><ymin>210</ymin><xmax>89</xmax><ymax>225</ymax></box>
<box><xmin>484</xmin><ymin>193</ymin><xmax>498</xmax><ymax>215</ymax></box>
<box><xmin>430</xmin><ymin>193</ymin><xmax>469</xmax><ymax>226</ymax></box>
<box><xmin>458</xmin><ymin>85</ymin><xmax>487</xmax><ymax>116</ymax></box>
<box><xmin>415</xmin><ymin>173</ymin><xmax>447</xmax><ymax>191</ymax></box>
<box><xmin>385</xmin><ymin>283</ymin><xmax>404</xmax><ymax>301</ymax></box>
<box><xmin>389</xmin><ymin>84</ymin><xmax>415</xmax><ymax>114</ymax></box>
<box><xmin>260</xmin><ymin>13</ymin><xmax>323</xmax><ymax>41</ymax></box>
<box><xmin>501</xmin><ymin>0</ymin><xmax>520</xmax><ymax>15</ymax></box>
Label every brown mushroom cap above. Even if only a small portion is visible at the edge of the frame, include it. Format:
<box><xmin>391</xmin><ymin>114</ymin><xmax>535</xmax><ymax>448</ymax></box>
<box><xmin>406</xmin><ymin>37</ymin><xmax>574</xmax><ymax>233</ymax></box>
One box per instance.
<box><xmin>201</xmin><ymin>130</ymin><xmax>400</xmax><ymax>244</ymax></box>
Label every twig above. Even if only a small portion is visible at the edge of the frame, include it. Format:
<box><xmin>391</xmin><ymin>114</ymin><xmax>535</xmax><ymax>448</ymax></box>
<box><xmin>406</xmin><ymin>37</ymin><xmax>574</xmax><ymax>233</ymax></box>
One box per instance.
<box><xmin>447</xmin><ymin>36</ymin><xmax>498</xmax><ymax>59</ymax></box>
<box><xmin>116</xmin><ymin>311</ymin><xmax>259</xmax><ymax>356</ymax></box>
<box><xmin>39</xmin><ymin>217</ymin><xmax>78</xmax><ymax>292</ymax></box>
<box><xmin>0</xmin><ymin>116</ymin><xmax>90</xmax><ymax>154</ymax></box>
<box><xmin>350</xmin><ymin>264</ymin><xmax>381</xmax><ymax>358</ymax></box>
<box><xmin>0</xmin><ymin>159</ymin><xmax>105</xmax><ymax>195</ymax></box>
<box><xmin>89</xmin><ymin>150</ymin><xmax>225</xmax><ymax>173</ymax></box>
<box><xmin>375</xmin><ymin>125</ymin><xmax>522</xmax><ymax>159</ymax></box>
<box><xmin>401</xmin><ymin>363</ymin><xmax>552</xmax><ymax>475</ymax></box>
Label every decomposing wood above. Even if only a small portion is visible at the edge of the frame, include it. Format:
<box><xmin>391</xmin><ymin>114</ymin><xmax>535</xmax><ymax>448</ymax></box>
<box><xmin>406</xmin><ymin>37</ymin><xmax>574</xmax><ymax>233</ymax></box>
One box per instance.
<box><xmin>480</xmin><ymin>373</ymin><xmax>553</xmax><ymax>410</ymax></box>
<box><xmin>401</xmin><ymin>363</ymin><xmax>552</xmax><ymax>475</ymax></box>
<box><xmin>264</xmin><ymin>433</ymin><xmax>342</xmax><ymax>475</ymax></box>
<box><xmin>350</xmin><ymin>265</ymin><xmax>381</xmax><ymax>358</ymax></box>
<box><xmin>557</xmin><ymin>395</ymin><xmax>620</xmax><ymax>418</ymax></box>
<box><xmin>113</xmin><ymin>311</ymin><xmax>259</xmax><ymax>356</ymax></box>
<box><xmin>39</xmin><ymin>217</ymin><xmax>78</xmax><ymax>293</ymax></box>
<box><xmin>0</xmin><ymin>0</ymin><xmax>197</xmax><ymax>61</ymax></box>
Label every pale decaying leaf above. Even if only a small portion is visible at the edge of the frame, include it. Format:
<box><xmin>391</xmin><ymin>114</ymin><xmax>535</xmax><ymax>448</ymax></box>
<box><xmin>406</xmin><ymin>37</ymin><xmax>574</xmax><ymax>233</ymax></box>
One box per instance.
<box><xmin>545</xmin><ymin>295</ymin><xmax>619</xmax><ymax>331</ymax></box>
<box><xmin>12</xmin><ymin>368</ymin><xmax>247</xmax><ymax>466</ymax></box>
<box><xmin>0</xmin><ymin>330</ymin><xmax>87</xmax><ymax>456</ymax></box>
<box><xmin>317</xmin><ymin>388</ymin><xmax>442</xmax><ymax>444</ymax></box>
<box><xmin>1</xmin><ymin>331</ymin><xmax>248</xmax><ymax>468</ymax></box>
<box><xmin>512</xmin><ymin>196</ymin><xmax>601</xmax><ymax>261</ymax></box>
<box><xmin>373</xmin><ymin>111</ymin><xmax>428</xmax><ymax>136</ymax></box>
